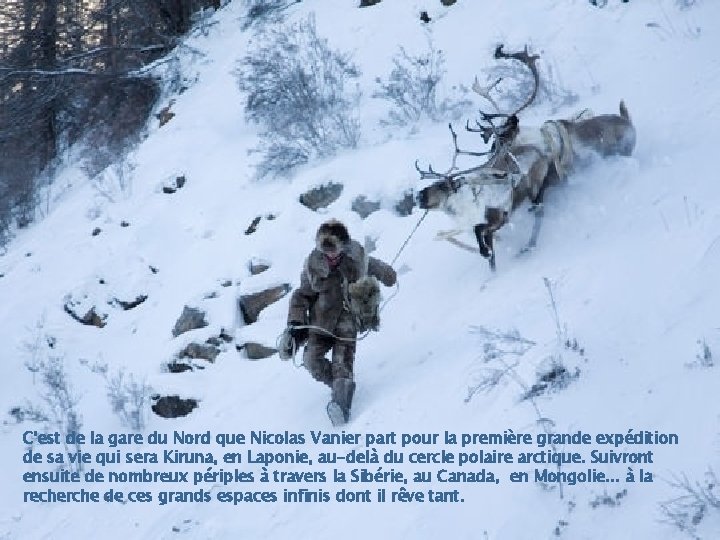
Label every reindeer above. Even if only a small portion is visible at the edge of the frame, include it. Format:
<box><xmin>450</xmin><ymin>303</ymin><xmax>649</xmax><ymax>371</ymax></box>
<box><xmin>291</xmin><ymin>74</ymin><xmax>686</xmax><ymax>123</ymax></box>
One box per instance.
<box><xmin>416</xmin><ymin>45</ymin><xmax>636</xmax><ymax>270</ymax></box>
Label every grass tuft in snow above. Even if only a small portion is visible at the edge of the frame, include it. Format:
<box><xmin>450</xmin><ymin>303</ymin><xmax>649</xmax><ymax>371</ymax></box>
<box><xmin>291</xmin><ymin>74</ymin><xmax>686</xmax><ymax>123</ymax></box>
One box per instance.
<box><xmin>660</xmin><ymin>470</ymin><xmax>720</xmax><ymax>539</ymax></box>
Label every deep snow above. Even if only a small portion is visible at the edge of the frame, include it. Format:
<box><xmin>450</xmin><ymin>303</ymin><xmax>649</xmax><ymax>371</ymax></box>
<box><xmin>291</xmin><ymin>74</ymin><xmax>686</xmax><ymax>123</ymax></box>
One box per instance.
<box><xmin>1</xmin><ymin>0</ymin><xmax>720</xmax><ymax>538</ymax></box>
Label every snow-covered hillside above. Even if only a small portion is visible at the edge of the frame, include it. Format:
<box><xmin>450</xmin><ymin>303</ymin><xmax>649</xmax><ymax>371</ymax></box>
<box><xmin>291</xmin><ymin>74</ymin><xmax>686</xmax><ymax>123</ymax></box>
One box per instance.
<box><xmin>2</xmin><ymin>1</ymin><xmax>720</xmax><ymax>538</ymax></box>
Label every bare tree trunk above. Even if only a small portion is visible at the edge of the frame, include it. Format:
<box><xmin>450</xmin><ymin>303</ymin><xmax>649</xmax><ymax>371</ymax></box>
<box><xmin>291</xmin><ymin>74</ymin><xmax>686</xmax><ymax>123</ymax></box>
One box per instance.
<box><xmin>103</xmin><ymin>0</ymin><xmax>117</xmax><ymax>74</ymax></box>
<box><xmin>38</xmin><ymin>0</ymin><xmax>59</xmax><ymax>165</ymax></box>
<box><xmin>0</xmin><ymin>0</ymin><xmax>214</xmax><ymax>239</ymax></box>
<box><xmin>159</xmin><ymin>0</ymin><xmax>193</xmax><ymax>35</ymax></box>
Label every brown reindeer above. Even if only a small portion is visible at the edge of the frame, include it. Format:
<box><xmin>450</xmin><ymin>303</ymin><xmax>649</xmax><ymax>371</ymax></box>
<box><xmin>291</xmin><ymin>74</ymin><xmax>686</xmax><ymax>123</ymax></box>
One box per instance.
<box><xmin>417</xmin><ymin>45</ymin><xmax>636</xmax><ymax>270</ymax></box>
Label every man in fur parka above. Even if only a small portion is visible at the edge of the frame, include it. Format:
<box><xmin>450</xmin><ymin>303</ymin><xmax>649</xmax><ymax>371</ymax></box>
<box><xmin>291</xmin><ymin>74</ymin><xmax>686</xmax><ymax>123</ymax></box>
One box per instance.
<box><xmin>286</xmin><ymin>219</ymin><xmax>397</xmax><ymax>425</ymax></box>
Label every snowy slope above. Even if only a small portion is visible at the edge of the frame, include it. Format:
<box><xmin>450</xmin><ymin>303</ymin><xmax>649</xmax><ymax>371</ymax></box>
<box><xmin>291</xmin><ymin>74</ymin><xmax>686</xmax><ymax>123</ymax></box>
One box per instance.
<box><xmin>2</xmin><ymin>0</ymin><xmax>720</xmax><ymax>539</ymax></box>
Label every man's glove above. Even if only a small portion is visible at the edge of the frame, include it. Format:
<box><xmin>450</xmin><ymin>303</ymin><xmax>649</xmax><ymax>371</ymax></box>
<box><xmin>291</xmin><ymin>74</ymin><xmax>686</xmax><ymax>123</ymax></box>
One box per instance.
<box><xmin>288</xmin><ymin>323</ymin><xmax>309</xmax><ymax>344</ymax></box>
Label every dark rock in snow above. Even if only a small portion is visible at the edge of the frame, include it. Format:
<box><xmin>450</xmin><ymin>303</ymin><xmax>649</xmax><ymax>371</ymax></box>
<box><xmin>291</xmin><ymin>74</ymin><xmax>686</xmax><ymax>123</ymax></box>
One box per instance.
<box><xmin>206</xmin><ymin>329</ymin><xmax>234</xmax><ymax>346</ymax></box>
<box><xmin>245</xmin><ymin>216</ymin><xmax>261</xmax><ymax>235</ymax></box>
<box><xmin>166</xmin><ymin>360</ymin><xmax>195</xmax><ymax>373</ymax></box>
<box><xmin>249</xmin><ymin>259</ymin><xmax>270</xmax><ymax>275</ymax></box>
<box><xmin>394</xmin><ymin>190</ymin><xmax>416</xmax><ymax>216</ymax></box>
<box><xmin>64</xmin><ymin>302</ymin><xmax>107</xmax><ymax>328</ymax></box>
<box><xmin>420</xmin><ymin>11</ymin><xmax>431</xmax><ymax>23</ymax></box>
<box><xmin>120</xmin><ymin>220</ymin><xmax>130</xmax><ymax>227</ymax></box>
<box><xmin>351</xmin><ymin>195</ymin><xmax>381</xmax><ymax>219</ymax></box>
<box><xmin>163</xmin><ymin>175</ymin><xmax>186</xmax><ymax>194</ymax></box>
<box><xmin>239</xmin><ymin>284</ymin><xmax>291</xmax><ymax>324</ymax></box>
<box><xmin>299</xmin><ymin>182</ymin><xmax>344</xmax><ymax>211</ymax></box>
<box><xmin>112</xmin><ymin>294</ymin><xmax>148</xmax><ymax>310</ymax></box>
<box><xmin>92</xmin><ymin>227</ymin><xmax>102</xmax><ymax>236</ymax></box>
<box><xmin>359</xmin><ymin>0</ymin><xmax>381</xmax><ymax>6</ymax></box>
<box><xmin>440</xmin><ymin>0</ymin><xmax>457</xmax><ymax>6</ymax></box>
<box><xmin>156</xmin><ymin>101</ymin><xmax>176</xmax><ymax>127</ymax></box>
<box><xmin>178</xmin><ymin>342</ymin><xmax>220</xmax><ymax>362</ymax></box>
<box><xmin>151</xmin><ymin>395</ymin><xmax>198</xmax><ymax>418</ymax></box>
<box><xmin>172</xmin><ymin>306</ymin><xmax>208</xmax><ymax>337</ymax></box>
<box><xmin>238</xmin><ymin>342</ymin><xmax>277</xmax><ymax>360</ymax></box>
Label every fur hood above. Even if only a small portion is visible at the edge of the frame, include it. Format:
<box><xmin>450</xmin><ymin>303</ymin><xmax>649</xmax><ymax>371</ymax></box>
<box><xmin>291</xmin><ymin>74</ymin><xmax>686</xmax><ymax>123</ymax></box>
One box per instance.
<box><xmin>315</xmin><ymin>219</ymin><xmax>350</xmax><ymax>255</ymax></box>
<box><xmin>305</xmin><ymin>239</ymin><xmax>365</xmax><ymax>284</ymax></box>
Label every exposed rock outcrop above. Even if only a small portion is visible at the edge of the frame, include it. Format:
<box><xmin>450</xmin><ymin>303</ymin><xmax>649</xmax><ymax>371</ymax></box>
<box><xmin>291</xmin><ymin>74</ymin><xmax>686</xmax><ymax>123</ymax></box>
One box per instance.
<box><xmin>299</xmin><ymin>182</ymin><xmax>343</xmax><ymax>211</ymax></box>
<box><xmin>172</xmin><ymin>306</ymin><xmax>208</xmax><ymax>337</ymax></box>
<box><xmin>239</xmin><ymin>284</ymin><xmax>291</xmax><ymax>324</ymax></box>
<box><xmin>151</xmin><ymin>395</ymin><xmax>198</xmax><ymax>418</ymax></box>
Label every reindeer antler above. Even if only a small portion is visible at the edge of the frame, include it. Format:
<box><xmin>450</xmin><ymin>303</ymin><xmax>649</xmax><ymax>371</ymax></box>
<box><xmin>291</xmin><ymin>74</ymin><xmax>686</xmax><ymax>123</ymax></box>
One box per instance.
<box><xmin>415</xmin><ymin>124</ymin><xmax>494</xmax><ymax>182</ymax></box>
<box><xmin>470</xmin><ymin>44</ymin><xmax>541</xmax><ymax>118</ymax></box>
<box><xmin>471</xmin><ymin>76</ymin><xmax>502</xmax><ymax>112</ymax></box>
<box><xmin>462</xmin><ymin>44</ymin><xmax>540</xmax><ymax>167</ymax></box>
<box><xmin>465</xmin><ymin>119</ymin><xmax>494</xmax><ymax>144</ymax></box>
<box><xmin>416</xmin><ymin>45</ymin><xmax>540</xmax><ymax>185</ymax></box>
<box><xmin>493</xmin><ymin>44</ymin><xmax>541</xmax><ymax>116</ymax></box>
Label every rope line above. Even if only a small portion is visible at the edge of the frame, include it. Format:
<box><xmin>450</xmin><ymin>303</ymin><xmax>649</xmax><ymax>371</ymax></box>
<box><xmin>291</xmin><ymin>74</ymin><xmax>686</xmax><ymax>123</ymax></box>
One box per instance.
<box><xmin>390</xmin><ymin>209</ymin><xmax>430</xmax><ymax>267</ymax></box>
<box><xmin>277</xmin><ymin>324</ymin><xmax>372</xmax><ymax>366</ymax></box>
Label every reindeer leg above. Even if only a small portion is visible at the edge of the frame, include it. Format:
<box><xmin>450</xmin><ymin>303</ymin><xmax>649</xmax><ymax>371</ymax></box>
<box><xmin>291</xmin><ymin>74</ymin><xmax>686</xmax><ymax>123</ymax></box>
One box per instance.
<box><xmin>519</xmin><ymin>196</ymin><xmax>545</xmax><ymax>255</ymax></box>
<box><xmin>530</xmin><ymin>181</ymin><xmax>546</xmax><ymax>208</ymax></box>
<box><xmin>528</xmin><ymin>178</ymin><xmax>546</xmax><ymax>244</ymax></box>
<box><xmin>524</xmin><ymin>204</ymin><xmax>544</xmax><ymax>252</ymax></box>
<box><xmin>528</xmin><ymin>186</ymin><xmax>545</xmax><ymax>219</ymax></box>
<box><xmin>528</xmin><ymin>155</ymin><xmax>549</xmax><ymax>209</ymax></box>
<box><xmin>474</xmin><ymin>221</ymin><xmax>500</xmax><ymax>273</ymax></box>
<box><xmin>473</xmin><ymin>223</ymin><xmax>490</xmax><ymax>259</ymax></box>
<box><xmin>522</xmin><ymin>161</ymin><xmax>548</xmax><ymax>253</ymax></box>
<box><xmin>473</xmin><ymin>223</ymin><xmax>493</xmax><ymax>259</ymax></box>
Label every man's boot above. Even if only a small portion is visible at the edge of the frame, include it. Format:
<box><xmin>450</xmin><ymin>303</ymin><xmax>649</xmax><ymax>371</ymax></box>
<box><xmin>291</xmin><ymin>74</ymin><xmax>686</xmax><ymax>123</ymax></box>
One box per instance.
<box><xmin>327</xmin><ymin>378</ymin><xmax>356</xmax><ymax>426</ymax></box>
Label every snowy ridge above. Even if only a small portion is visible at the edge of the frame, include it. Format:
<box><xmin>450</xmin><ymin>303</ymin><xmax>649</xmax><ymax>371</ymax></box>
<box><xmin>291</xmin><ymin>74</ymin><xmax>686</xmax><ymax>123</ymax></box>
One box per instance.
<box><xmin>1</xmin><ymin>1</ymin><xmax>720</xmax><ymax>538</ymax></box>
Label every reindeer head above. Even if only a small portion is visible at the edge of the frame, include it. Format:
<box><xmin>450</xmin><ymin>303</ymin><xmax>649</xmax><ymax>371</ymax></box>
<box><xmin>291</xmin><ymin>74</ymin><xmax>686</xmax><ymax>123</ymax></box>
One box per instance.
<box><xmin>417</xmin><ymin>177</ymin><xmax>461</xmax><ymax>210</ymax></box>
<box><xmin>415</xmin><ymin>46</ymin><xmax>540</xmax><ymax>212</ymax></box>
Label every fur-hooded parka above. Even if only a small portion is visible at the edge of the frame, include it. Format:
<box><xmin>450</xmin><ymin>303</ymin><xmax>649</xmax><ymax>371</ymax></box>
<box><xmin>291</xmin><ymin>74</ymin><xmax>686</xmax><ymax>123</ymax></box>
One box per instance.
<box><xmin>287</xmin><ymin>220</ymin><xmax>396</xmax><ymax>334</ymax></box>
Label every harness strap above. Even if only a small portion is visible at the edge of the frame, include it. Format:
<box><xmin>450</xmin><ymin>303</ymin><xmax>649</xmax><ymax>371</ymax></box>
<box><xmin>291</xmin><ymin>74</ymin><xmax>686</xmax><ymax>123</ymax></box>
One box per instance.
<box><xmin>541</xmin><ymin>120</ymin><xmax>574</xmax><ymax>181</ymax></box>
<box><xmin>464</xmin><ymin>168</ymin><xmax>523</xmax><ymax>188</ymax></box>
